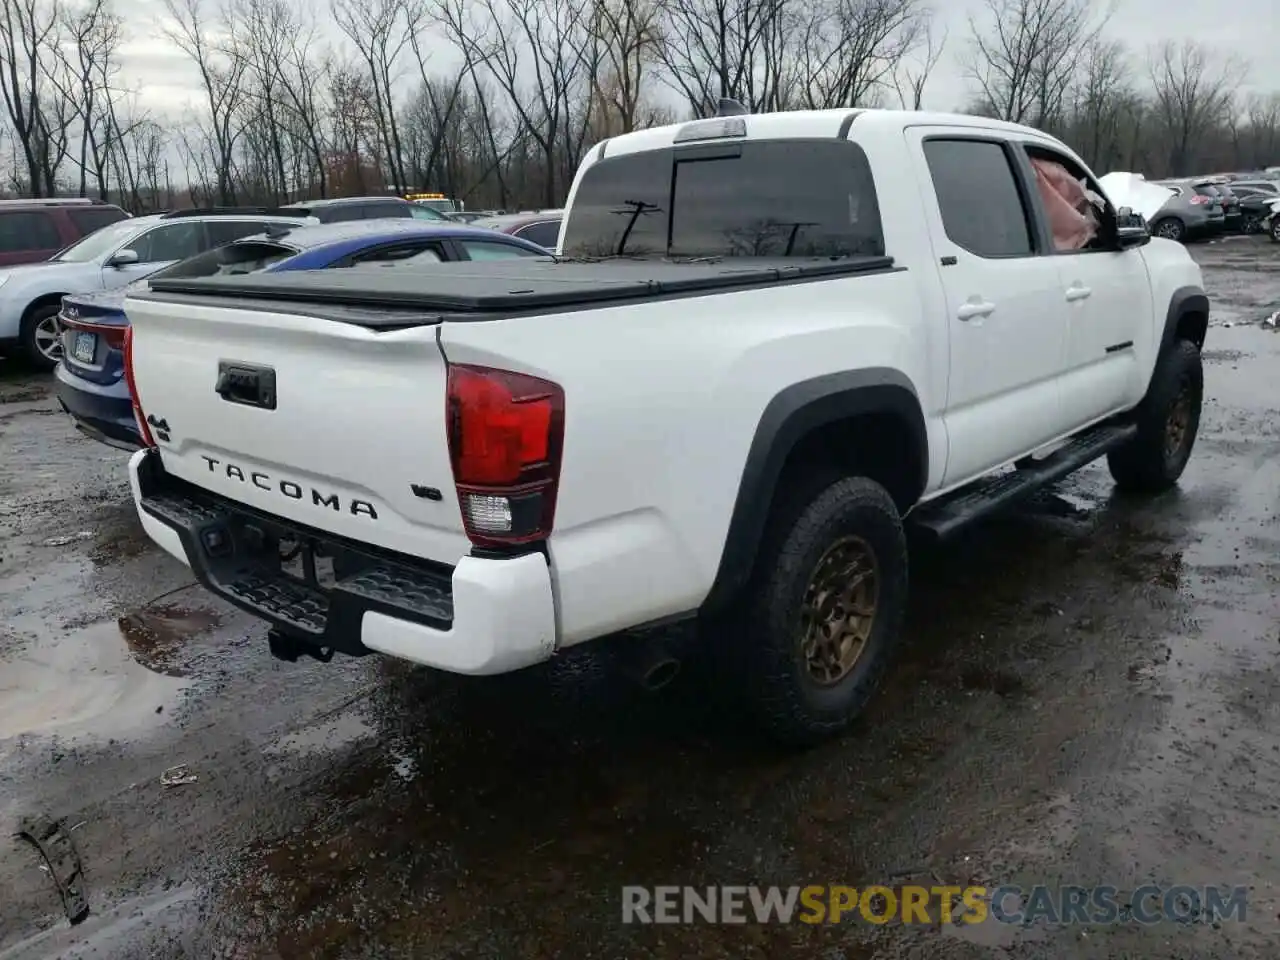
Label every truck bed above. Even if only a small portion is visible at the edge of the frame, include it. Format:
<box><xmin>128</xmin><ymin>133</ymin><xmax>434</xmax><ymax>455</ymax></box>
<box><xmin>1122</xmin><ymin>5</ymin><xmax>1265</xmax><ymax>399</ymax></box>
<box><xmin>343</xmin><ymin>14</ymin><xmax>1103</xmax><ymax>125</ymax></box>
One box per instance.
<box><xmin>135</xmin><ymin>255</ymin><xmax>897</xmax><ymax>328</ymax></box>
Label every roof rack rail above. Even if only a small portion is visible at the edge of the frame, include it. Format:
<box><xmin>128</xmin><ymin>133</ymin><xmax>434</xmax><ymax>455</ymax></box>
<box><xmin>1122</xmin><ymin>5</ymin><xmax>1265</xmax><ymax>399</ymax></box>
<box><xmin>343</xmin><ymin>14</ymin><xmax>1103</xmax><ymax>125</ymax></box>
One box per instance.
<box><xmin>0</xmin><ymin>197</ymin><xmax>98</xmax><ymax>206</ymax></box>
<box><xmin>160</xmin><ymin>206</ymin><xmax>313</xmax><ymax>219</ymax></box>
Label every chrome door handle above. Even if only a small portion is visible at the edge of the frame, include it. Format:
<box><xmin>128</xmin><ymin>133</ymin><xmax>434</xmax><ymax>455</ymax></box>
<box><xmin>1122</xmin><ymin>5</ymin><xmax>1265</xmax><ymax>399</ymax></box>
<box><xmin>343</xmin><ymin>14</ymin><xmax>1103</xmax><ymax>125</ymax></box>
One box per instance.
<box><xmin>1065</xmin><ymin>285</ymin><xmax>1092</xmax><ymax>301</ymax></box>
<box><xmin>957</xmin><ymin>300</ymin><xmax>996</xmax><ymax>321</ymax></box>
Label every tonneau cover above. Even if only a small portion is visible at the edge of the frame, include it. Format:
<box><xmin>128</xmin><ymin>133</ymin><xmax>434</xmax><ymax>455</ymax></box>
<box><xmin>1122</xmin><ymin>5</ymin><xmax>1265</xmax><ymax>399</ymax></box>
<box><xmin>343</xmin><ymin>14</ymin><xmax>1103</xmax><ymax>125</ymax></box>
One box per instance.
<box><xmin>138</xmin><ymin>255</ymin><xmax>895</xmax><ymax>315</ymax></box>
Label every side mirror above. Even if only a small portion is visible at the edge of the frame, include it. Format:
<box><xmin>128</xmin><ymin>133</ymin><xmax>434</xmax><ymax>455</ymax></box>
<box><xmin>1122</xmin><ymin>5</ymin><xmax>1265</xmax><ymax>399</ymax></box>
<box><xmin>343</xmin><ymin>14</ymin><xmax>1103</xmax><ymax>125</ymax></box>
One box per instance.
<box><xmin>106</xmin><ymin>248</ymin><xmax>139</xmax><ymax>268</ymax></box>
<box><xmin>1113</xmin><ymin>207</ymin><xmax>1150</xmax><ymax>249</ymax></box>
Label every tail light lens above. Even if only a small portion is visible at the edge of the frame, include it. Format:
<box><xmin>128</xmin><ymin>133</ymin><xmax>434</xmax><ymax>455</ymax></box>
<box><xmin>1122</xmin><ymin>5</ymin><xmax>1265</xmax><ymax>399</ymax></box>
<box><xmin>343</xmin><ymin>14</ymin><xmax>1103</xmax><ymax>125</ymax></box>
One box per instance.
<box><xmin>122</xmin><ymin>326</ymin><xmax>156</xmax><ymax>448</ymax></box>
<box><xmin>62</xmin><ymin>315</ymin><xmax>127</xmax><ymax>349</ymax></box>
<box><xmin>446</xmin><ymin>364</ymin><xmax>564</xmax><ymax>548</ymax></box>
<box><xmin>1189</xmin><ymin>195</ymin><xmax>1210</xmax><ymax>205</ymax></box>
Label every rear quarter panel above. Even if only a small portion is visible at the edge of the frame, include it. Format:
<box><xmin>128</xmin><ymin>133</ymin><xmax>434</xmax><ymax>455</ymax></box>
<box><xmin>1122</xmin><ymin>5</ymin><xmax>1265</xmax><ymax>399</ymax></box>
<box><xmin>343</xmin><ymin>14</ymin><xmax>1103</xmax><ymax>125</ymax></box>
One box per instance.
<box><xmin>439</xmin><ymin>270</ymin><xmax>933</xmax><ymax>646</ymax></box>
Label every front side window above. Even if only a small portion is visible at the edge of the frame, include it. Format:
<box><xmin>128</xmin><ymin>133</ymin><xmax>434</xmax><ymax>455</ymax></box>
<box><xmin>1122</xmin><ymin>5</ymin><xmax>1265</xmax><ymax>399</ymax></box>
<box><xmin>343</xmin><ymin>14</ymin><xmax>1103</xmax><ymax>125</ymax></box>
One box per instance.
<box><xmin>350</xmin><ymin>241</ymin><xmax>445</xmax><ymax>264</ymax></box>
<box><xmin>923</xmin><ymin>139</ymin><xmax>1034</xmax><ymax>258</ymax></box>
<box><xmin>560</xmin><ymin>140</ymin><xmax>884</xmax><ymax>259</ymax></box>
<box><xmin>126</xmin><ymin>222</ymin><xmax>206</xmax><ymax>263</ymax></box>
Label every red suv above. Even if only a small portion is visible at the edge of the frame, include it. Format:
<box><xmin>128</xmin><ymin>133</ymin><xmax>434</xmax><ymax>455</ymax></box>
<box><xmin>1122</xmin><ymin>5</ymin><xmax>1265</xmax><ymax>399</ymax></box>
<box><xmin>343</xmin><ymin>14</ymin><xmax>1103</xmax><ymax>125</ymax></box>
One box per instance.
<box><xmin>0</xmin><ymin>199</ymin><xmax>130</xmax><ymax>267</ymax></box>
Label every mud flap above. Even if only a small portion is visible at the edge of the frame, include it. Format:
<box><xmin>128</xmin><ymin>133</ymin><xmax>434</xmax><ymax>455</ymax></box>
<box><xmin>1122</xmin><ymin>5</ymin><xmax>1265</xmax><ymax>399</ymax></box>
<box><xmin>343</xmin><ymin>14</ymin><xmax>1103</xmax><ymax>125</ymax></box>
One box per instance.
<box><xmin>18</xmin><ymin>813</ymin><xmax>90</xmax><ymax>924</ymax></box>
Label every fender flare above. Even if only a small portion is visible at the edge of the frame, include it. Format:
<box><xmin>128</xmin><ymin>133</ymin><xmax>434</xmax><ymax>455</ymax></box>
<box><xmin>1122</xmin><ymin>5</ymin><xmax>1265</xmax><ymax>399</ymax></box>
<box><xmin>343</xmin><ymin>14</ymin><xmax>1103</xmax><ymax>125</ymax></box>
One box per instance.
<box><xmin>699</xmin><ymin>368</ymin><xmax>927</xmax><ymax>616</ymax></box>
<box><xmin>1156</xmin><ymin>285</ymin><xmax>1209</xmax><ymax>365</ymax></box>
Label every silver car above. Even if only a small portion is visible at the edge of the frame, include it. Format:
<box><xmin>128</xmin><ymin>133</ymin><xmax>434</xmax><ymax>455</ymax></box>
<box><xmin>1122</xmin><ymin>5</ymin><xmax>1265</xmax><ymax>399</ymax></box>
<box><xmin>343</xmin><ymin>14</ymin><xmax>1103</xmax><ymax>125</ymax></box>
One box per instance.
<box><xmin>0</xmin><ymin>209</ymin><xmax>317</xmax><ymax>369</ymax></box>
<box><xmin>1147</xmin><ymin>181</ymin><xmax>1223</xmax><ymax>242</ymax></box>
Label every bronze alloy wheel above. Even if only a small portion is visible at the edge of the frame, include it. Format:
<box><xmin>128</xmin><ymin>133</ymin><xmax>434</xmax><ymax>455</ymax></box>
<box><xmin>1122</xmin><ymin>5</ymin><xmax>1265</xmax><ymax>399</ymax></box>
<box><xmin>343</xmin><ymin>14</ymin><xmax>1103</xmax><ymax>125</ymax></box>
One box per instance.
<box><xmin>1165</xmin><ymin>383</ymin><xmax>1193</xmax><ymax>460</ymax></box>
<box><xmin>800</xmin><ymin>535</ymin><xmax>880</xmax><ymax>685</ymax></box>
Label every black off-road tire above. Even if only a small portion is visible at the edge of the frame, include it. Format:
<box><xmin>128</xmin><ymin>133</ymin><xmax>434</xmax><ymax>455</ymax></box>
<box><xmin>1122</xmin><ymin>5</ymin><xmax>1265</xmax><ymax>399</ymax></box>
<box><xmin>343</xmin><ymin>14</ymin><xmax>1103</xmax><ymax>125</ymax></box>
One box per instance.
<box><xmin>1107</xmin><ymin>339</ymin><xmax>1203</xmax><ymax>493</ymax></box>
<box><xmin>1271</xmin><ymin>217</ymin><xmax>1280</xmax><ymax>243</ymax></box>
<box><xmin>19</xmin><ymin>303</ymin><xmax>62</xmax><ymax>372</ymax></box>
<box><xmin>718</xmin><ymin>476</ymin><xmax>909</xmax><ymax>747</ymax></box>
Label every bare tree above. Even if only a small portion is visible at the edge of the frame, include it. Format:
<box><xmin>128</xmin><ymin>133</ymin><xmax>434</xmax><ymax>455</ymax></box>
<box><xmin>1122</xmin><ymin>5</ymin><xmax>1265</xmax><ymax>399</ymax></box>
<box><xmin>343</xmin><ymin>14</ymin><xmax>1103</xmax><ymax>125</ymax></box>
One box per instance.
<box><xmin>892</xmin><ymin>12</ymin><xmax>945</xmax><ymax>110</ymax></box>
<box><xmin>47</xmin><ymin>0</ymin><xmax>123</xmax><ymax>197</ymax></box>
<box><xmin>435</xmin><ymin>0</ymin><xmax>596</xmax><ymax>207</ymax></box>
<box><xmin>797</xmin><ymin>0</ymin><xmax>929</xmax><ymax>110</ymax></box>
<box><xmin>332</xmin><ymin>0</ymin><xmax>421</xmax><ymax>192</ymax></box>
<box><xmin>1063</xmin><ymin>37</ymin><xmax>1134</xmax><ymax>171</ymax></box>
<box><xmin>162</xmin><ymin>0</ymin><xmax>246</xmax><ymax>203</ymax></box>
<box><xmin>1149</xmin><ymin>40</ymin><xmax>1246</xmax><ymax>175</ymax></box>
<box><xmin>0</xmin><ymin>0</ymin><xmax>62</xmax><ymax>195</ymax></box>
<box><xmin>963</xmin><ymin>0</ymin><xmax>1110</xmax><ymax>129</ymax></box>
<box><xmin>588</xmin><ymin>0</ymin><xmax>662</xmax><ymax>135</ymax></box>
<box><xmin>651</xmin><ymin>0</ymin><xmax>788</xmax><ymax>115</ymax></box>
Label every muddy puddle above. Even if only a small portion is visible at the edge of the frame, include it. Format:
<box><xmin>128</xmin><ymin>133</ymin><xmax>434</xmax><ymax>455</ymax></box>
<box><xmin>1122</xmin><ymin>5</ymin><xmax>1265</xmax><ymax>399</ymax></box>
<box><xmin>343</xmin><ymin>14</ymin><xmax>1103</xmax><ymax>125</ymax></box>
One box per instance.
<box><xmin>0</xmin><ymin>604</ymin><xmax>222</xmax><ymax>743</ymax></box>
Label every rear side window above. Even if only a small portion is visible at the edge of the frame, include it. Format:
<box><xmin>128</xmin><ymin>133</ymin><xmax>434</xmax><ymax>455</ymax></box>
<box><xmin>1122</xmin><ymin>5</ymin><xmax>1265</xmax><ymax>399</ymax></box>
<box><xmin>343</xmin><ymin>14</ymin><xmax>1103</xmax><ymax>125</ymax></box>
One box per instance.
<box><xmin>514</xmin><ymin>221</ymin><xmax>560</xmax><ymax>248</ymax></box>
<box><xmin>923</xmin><ymin>139</ymin><xmax>1034</xmax><ymax>258</ymax></box>
<box><xmin>207</xmin><ymin>220</ymin><xmax>273</xmax><ymax>245</ymax></box>
<box><xmin>362</xmin><ymin>202</ymin><xmax>411</xmax><ymax>220</ymax></box>
<box><xmin>321</xmin><ymin>204</ymin><xmax>367</xmax><ymax>224</ymax></box>
<box><xmin>561</xmin><ymin>140</ymin><xmax>884</xmax><ymax>259</ymax></box>
<box><xmin>68</xmin><ymin>206</ymin><xmax>128</xmax><ymax>237</ymax></box>
<box><xmin>147</xmin><ymin>241</ymin><xmax>297</xmax><ymax>280</ymax></box>
<box><xmin>0</xmin><ymin>212</ymin><xmax>61</xmax><ymax>253</ymax></box>
<box><xmin>128</xmin><ymin>221</ymin><xmax>206</xmax><ymax>262</ymax></box>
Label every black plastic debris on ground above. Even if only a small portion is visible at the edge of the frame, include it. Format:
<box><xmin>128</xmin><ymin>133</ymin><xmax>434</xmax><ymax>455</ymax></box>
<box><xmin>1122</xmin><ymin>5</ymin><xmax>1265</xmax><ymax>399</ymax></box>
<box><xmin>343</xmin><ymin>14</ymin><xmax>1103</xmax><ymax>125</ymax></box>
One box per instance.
<box><xmin>17</xmin><ymin>813</ymin><xmax>90</xmax><ymax>924</ymax></box>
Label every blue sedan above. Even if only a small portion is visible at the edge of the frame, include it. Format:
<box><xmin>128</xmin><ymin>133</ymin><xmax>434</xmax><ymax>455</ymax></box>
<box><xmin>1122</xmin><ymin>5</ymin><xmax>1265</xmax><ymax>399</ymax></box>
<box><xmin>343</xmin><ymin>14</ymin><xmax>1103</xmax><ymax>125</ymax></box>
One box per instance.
<box><xmin>55</xmin><ymin>220</ymin><xmax>550</xmax><ymax>449</ymax></box>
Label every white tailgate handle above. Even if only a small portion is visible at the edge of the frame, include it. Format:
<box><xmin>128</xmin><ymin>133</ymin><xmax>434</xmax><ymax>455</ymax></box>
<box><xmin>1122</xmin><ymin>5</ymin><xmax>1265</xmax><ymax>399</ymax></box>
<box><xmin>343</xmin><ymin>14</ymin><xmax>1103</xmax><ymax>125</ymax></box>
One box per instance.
<box><xmin>956</xmin><ymin>299</ymin><xmax>996</xmax><ymax>321</ymax></box>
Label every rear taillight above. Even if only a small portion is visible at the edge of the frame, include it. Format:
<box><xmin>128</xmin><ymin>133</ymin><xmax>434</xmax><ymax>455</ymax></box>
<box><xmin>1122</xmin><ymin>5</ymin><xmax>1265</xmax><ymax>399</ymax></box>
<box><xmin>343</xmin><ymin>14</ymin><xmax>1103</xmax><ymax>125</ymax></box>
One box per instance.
<box><xmin>1190</xmin><ymin>196</ymin><xmax>1210</xmax><ymax>205</ymax></box>
<box><xmin>446</xmin><ymin>364</ymin><xmax>564</xmax><ymax>548</ymax></box>
<box><xmin>62</xmin><ymin>315</ymin><xmax>127</xmax><ymax>349</ymax></box>
<box><xmin>122</xmin><ymin>326</ymin><xmax>156</xmax><ymax>448</ymax></box>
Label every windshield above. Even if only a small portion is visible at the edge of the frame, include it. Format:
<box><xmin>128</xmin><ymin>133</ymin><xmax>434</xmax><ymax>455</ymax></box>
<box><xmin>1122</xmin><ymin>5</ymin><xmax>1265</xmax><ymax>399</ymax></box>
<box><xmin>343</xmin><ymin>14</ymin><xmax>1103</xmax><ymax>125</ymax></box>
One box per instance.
<box><xmin>560</xmin><ymin>140</ymin><xmax>884</xmax><ymax>259</ymax></box>
<box><xmin>53</xmin><ymin>220</ymin><xmax>145</xmax><ymax>262</ymax></box>
<box><xmin>409</xmin><ymin>204</ymin><xmax>448</xmax><ymax>220</ymax></box>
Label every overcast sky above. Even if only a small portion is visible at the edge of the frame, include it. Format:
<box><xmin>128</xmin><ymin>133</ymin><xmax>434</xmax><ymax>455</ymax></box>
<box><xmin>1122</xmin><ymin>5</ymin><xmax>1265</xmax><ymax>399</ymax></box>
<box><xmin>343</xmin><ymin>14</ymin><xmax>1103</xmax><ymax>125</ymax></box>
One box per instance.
<box><xmin>122</xmin><ymin>0</ymin><xmax>1277</xmax><ymax>119</ymax></box>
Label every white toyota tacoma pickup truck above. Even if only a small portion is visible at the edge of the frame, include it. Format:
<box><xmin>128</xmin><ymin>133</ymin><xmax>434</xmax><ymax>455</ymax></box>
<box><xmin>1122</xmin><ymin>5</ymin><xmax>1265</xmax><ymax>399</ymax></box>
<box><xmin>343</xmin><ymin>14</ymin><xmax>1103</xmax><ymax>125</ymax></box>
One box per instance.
<box><xmin>122</xmin><ymin>108</ymin><xmax>1208</xmax><ymax>744</ymax></box>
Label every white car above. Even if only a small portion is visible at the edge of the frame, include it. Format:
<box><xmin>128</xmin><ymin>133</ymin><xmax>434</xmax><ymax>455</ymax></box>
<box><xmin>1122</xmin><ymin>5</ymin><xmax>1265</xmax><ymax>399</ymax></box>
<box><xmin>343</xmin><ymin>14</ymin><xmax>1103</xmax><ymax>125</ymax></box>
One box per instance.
<box><xmin>0</xmin><ymin>209</ymin><xmax>317</xmax><ymax>369</ymax></box>
<box><xmin>120</xmin><ymin>107</ymin><xmax>1208</xmax><ymax>745</ymax></box>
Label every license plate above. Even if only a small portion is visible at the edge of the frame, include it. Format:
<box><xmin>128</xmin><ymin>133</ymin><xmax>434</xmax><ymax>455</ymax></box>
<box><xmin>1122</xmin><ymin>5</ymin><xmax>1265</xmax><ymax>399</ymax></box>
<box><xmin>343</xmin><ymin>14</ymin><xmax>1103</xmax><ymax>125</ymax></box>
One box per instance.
<box><xmin>72</xmin><ymin>331</ymin><xmax>96</xmax><ymax>363</ymax></box>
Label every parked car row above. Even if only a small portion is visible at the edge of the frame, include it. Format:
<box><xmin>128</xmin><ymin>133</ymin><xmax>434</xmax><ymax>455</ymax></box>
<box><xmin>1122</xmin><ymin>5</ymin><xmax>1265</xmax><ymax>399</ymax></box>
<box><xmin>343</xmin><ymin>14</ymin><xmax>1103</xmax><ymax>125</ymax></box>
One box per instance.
<box><xmin>1146</xmin><ymin>173</ymin><xmax>1280</xmax><ymax>243</ymax></box>
<box><xmin>52</xmin><ymin>217</ymin><xmax>552</xmax><ymax>448</ymax></box>
<box><xmin>0</xmin><ymin>195</ymin><xmax>564</xmax><ymax>371</ymax></box>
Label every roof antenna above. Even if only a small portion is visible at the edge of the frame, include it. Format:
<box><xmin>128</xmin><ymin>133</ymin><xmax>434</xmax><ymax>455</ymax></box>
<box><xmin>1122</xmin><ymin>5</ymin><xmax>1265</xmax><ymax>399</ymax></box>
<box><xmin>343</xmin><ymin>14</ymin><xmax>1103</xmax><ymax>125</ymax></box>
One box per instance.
<box><xmin>715</xmin><ymin>98</ymin><xmax>748</xmax><ymax>118</ymax></box>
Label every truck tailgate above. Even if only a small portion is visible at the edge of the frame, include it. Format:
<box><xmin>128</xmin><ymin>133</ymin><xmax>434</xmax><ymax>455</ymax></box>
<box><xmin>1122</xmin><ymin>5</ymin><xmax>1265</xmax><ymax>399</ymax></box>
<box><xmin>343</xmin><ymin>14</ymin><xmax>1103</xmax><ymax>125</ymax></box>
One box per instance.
<box><xmin>124</xmin><ymin>296</ymin><xmax>472</xmax><ymax>564</ymax></box>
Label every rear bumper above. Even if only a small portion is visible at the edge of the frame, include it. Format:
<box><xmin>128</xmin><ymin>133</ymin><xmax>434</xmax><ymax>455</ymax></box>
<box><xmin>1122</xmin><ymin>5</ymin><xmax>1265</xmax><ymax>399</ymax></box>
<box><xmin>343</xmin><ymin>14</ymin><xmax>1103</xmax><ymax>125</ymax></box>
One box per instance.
<box><xmin>55</xmin><ymin>363</ymin><xmax>142</xmax><ymax>450</ymax></box>
<box><xmin>128</xmin><ymin>448</ymin><xmax>557</xmax><ymax>675</ymax></box>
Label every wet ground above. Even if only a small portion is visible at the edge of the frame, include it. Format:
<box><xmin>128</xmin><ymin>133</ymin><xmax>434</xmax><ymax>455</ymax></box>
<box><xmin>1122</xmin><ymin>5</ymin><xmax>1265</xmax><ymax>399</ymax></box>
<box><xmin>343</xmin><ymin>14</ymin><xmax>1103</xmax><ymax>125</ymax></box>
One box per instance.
<box><xmin>1</xmin><ymin>237</ymin><xmax>1279</xmax><ymax>959</ymax></box>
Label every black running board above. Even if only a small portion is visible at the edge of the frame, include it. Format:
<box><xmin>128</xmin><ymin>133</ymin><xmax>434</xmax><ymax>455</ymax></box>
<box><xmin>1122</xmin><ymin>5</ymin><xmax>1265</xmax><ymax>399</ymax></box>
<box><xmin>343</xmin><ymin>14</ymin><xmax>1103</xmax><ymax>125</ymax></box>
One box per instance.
<box><xmin>908</xmin><ymin>421</ymin><xmax>1137</xmax><ymax>540</ymax></box>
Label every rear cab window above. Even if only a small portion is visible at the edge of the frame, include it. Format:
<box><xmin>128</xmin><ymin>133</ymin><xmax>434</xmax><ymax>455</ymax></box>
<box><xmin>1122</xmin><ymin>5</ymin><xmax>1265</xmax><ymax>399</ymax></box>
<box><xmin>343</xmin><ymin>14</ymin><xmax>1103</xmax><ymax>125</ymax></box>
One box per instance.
<box><xmin>922</xmin><ymin>139</ymin><xmax>1035</xmax><ymax>258</ymax></box>
<box><xmin>560</xmin><ymin>139</ymin><xmax>884</xmax><ymax>259</ymax></box>
<box><xmin>0</xmin><ymin>211</ymin><xmax>62</xmax><ymax>254</ymax></box>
